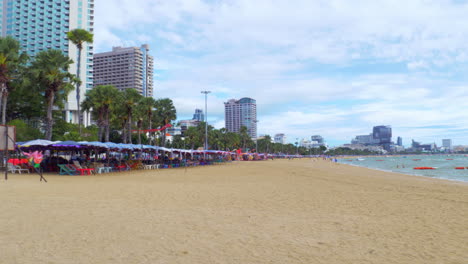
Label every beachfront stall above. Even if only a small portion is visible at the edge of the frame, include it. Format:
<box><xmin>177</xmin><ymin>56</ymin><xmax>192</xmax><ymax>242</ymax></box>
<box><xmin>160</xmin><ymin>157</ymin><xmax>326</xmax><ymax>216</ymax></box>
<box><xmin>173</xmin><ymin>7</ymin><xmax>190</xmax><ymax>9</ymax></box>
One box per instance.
<box><xmin>14</xmin><ymin>140</ymin><xmax>237</xmax><ymax>175</ymax></box>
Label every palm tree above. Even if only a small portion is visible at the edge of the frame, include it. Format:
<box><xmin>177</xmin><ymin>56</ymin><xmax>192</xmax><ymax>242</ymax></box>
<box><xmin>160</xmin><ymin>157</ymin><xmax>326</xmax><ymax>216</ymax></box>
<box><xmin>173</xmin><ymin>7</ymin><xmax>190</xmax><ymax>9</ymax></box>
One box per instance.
<box><xmin>0</xmin><ymin>36</ymin><xmax>28</xmax><ymax>124</ymax></box>
<box><xmin>153</xmin><ymin>98</ymin><xmax>176</xmax><ymax>146</ymax></box>
<box><xmin>30</xmin><ymin>50</ymin><xmax>76</xmax><ymax>140</ymax></box>
<box><xmin>239</xmin><ymin>126</ymin><xmax>252</xmax><ymax>150</ymax></box>
<box><xmin>67</xmin><ymin>29</ymin><xmax>93</xmax><ymax>134</ymax></box>
<box><xmin>138</xmin><ymin>97</ymin><xmax>156</xmax><ymax>144</ymax></box>
<box><xmin>122</xmin><ymin>89</ymin><xmax>142</xmax><ymax>144</ymax></box>
<box><xmin>81</xmin><ymin>85</ymin><xmax>119</xmax><ymax>142</ymax></box>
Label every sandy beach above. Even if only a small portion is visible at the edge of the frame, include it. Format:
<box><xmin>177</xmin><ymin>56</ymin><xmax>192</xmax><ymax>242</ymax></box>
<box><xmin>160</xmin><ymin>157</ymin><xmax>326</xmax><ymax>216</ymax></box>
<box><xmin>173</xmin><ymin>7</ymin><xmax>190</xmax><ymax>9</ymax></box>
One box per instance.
<box><xmin>0</xmin><ymin>159</ymin><xmax>467</xmax><ymax>264</ymax></box>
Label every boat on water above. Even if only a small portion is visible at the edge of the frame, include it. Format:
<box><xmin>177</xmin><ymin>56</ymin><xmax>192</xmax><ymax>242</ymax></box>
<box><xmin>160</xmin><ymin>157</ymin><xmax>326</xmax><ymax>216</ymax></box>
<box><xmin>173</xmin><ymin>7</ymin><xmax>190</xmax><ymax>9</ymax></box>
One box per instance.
<box><xmin>357</xmin><ymin>158</ymin><xmax>365</xmax><ymax>161</ymax></box>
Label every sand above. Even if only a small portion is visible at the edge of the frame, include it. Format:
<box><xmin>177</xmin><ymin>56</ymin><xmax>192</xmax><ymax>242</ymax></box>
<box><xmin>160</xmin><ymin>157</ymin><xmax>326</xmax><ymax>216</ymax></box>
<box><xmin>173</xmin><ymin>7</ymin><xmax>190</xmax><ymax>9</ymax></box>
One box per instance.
<box><xmin>0</xmin><ymin>159</ymin><xmax>467</xmax><ymax>264</ymax></box>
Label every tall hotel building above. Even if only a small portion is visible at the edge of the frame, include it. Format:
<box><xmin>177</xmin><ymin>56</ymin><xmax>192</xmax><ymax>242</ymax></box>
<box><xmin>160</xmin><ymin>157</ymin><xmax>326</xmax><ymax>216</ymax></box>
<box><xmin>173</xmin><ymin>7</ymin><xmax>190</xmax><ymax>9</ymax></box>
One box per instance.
<box><xmin>224</xmin><ymin>97</ymin><xmax>257</xmax><ymax>139</ymax></box>
<box><xmin>0</xmin><ymin>0</ymin><xmax>95</xmax><ymax>125</ymax></box>
<box><xmin>93</xmin><ymin>45</ymin><xmax>154</xmax><ymax>97</ymax></box>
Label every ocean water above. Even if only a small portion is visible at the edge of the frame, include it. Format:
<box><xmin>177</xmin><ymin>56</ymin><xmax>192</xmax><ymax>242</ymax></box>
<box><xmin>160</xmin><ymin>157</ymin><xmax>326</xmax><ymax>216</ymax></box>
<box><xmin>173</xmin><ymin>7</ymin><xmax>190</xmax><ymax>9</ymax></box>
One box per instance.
<box><xmin>338</xmin><ymin>155</ymin><xmax>468</xmax><ymax>183</ymax></box>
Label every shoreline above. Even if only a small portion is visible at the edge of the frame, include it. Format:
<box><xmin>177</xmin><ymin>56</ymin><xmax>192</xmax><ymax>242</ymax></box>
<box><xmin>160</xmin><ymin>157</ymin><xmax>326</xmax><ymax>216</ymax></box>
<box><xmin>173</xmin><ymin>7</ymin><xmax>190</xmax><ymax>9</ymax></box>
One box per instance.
<box><xmin>337</xmin><ymin>160</ymin><xmax>468</xmax><ymax>185</ymax></box>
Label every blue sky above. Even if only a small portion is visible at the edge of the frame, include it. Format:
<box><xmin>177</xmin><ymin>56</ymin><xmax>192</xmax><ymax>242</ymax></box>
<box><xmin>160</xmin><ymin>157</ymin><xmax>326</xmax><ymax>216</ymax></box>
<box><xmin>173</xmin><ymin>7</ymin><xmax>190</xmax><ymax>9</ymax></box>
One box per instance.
<box><xmin>94</xmin><ymin>0</ymin><xmax>468</xmax><ymax>147</ymax></box>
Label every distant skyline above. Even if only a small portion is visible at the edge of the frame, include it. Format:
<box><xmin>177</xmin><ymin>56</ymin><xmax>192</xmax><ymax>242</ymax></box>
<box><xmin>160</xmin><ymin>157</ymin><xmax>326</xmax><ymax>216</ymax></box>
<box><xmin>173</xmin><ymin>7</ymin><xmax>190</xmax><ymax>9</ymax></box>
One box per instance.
<box><xmin>94</xmin><ymin>0</ymin><xmax>468</xmax><ymax>147</ymax></box>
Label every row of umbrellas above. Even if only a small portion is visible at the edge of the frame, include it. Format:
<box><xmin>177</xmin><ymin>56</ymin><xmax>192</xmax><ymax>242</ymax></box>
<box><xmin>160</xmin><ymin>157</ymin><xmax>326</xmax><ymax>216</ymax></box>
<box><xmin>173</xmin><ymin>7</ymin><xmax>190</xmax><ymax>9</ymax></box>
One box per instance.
<box><xmin>15</xmin><ymin>139</ymin><xmax>234</xmax><ymax>155</ymax></box>
<box><xmin>15</xmin><ymin>139</ymin><xmax>305</xmax><ymax>158</ymax></box>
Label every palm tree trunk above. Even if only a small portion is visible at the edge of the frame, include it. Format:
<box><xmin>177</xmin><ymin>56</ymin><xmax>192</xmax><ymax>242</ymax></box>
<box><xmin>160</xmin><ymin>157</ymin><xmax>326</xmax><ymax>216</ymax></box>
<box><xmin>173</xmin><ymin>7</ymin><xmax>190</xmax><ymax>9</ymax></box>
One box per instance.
<box><xmin>137</xmin><ymin>120</ymin><xmax>142</xmax><ymax>145</ymax></box>
<box><xmin>45</xmin><ymin>92</ymin><xmax>55</xmax><ymax>140</ymax></box>
<box><xmin>2</xmin><ymin>91</ymin><xmax>7</xmax><ymax>125</ymax></box>
<box><xmin>127</xmin><ymin>113</ymin><xmax>132</xmax><ymax>144</ymax></box>
<box><xmin>0</xmin><ymin>92</ymin><xmax>3</xmax><ymax>125</ymax></box>
<box><xmin>148</xmin><ymin>112</ymin><xmax>152</xmax><ymax>145</ymax></box>
<box><xmin>97</xmin><ymin>109</ymin><xmax>104</xmax><ymax>141</ymax></box>
<box><xmin>98</xmin><ymin>123</ymin><xmax>103</xmax><ymax>142</ymax></box>
<box><xmin>104</xmin><ymin>108</ymin><xmax>110</xmax><ymax>142</ymax></box>
<box><xmin>162</xmin><ymin>121</ymin><xmax>167</xmax><ymax>147</ymax></box>
<box><xmin>122</xmin><ymin>118</ymin><xmax>127</xmax><ymax>144</ymax></box>
<box><xmin>0</xmin><ymin>82</ymin><xmax>6</xmax><ymax>125</ymax></box>
<box><xmin>76</xmin><ymin>47</ymin><xmax>82</xmax><ymax>135</ymax></box>
<box><xmin>122</xmin><ymin>126</ymin><xmax>127</xmax><ymax>144</ymax></box>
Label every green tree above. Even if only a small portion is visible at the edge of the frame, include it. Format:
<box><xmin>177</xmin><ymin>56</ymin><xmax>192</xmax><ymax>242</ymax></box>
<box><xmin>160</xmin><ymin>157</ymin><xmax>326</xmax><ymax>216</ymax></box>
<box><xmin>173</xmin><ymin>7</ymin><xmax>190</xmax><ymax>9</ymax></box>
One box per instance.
<box><xmin>7</xmin><ymin>76</ymin><xmax>43</xmax><ymax>122</ymax></box>
<box><xmin>30</xmin><ymin>50</ymin><xmax>76</xmax><ymax>140</ymax></box>
<box><xmin>122</xmin><ymin>89</ymin><xmax>142</xmax><ymax>144</ymax></box>
<box><xmin>67</xmin><ymin>28</ymin><xmax>93</xmax><ymax>135</ymax></box>
<box><xmin>239</xmin><ymin>126</ymin><xmax>253</xmax><ymax>150</ymax></box>
<box><xmin>137</xmin><ymin>97</ymin><xmax>156</xmax><ymax>144</ymax></box>
<box><xmin>319</xmin><ymin>145</ymin><xmax>327</xmax><ymax>154</ymax></box>
<box><xmin>81</xmin><ymin>85</ymin><xmax>119</xmax><ymax>142</ymax></box>
<box><xmin>184</xmin><ymin>126</ymin><xmax>202</xmax><ymax>149</ymax></box>
<box><xmin>52</xmin><ymin>119</ymin><xmax>98</xmax><ymax>141</ymax></box>
<box><xmin>153</xmin><ymin>98</ymin><xmax>176</xmax><ymax>146</ymax></box>
<box><xmin>8</xmin><ymin>119</ymin><xmax>43</xmax><ymax>141</ymax></box>
<box><xmin>0</xmin><ymin>36</ymin><xmax>28</xmax><ymax>124</ymax></box>
<box><xmin>225</xmin><ymin>131</ymin><xmax>241</xmax><ymax>151</ymax></box>
<box><xmin>257</xmin><ymin>135</ymin><xmax>272</xmax><ymax>153</ymax></box>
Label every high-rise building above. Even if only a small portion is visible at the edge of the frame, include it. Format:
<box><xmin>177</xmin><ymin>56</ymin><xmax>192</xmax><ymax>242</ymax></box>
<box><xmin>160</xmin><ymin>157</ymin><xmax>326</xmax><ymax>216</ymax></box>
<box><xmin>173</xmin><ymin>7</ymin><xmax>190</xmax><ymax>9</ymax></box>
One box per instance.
<box><xmin>224</xmin><ymin>97</ymin><xmax>257</xmax><ymax>138</ymax></box>
<box><xmin>274</xmin><ymin>133</ymin><xmax>286</xmax><ymax>144</ymax></box>
<box><xmin>397</xmin><ymin>136</ymin><xmax>403</xmax><ymax>146</ymax></box>
<box><xmin>373</xmin><ymin>125</ymin><xmax>392</xmax><ymax>144</ymax></box>
<box><xmin>192</xmin><ymin>109</ymin><xmax>204</xmax><ymax>122</ymax></box>
<box><xmin>179</xmin><ymin>119</ymin><xmax>200</xmax><ymax>135</ymax></box>
<box><xmin>351</xmin><ymin>134</ymin><xmax>376</xmax><ymax>145</ymax></box>
<box><xmin>311</xmin><ymin>135</ymin><xmax>324</xmax><ymax>144</ymax></box>
<box><xmin>442</xmin><ymin>139</ymin><xmax>452</xmax><ymax>150</ymax></box>
<box><xmin>93</xmin><ymin>44</ymin><xmax>154</xmax><ymax>97</ymax></box>
<box><xmin>1</xmin><ymin>0</ymin><xmax>95</xmax><ymax>125</ymax></box>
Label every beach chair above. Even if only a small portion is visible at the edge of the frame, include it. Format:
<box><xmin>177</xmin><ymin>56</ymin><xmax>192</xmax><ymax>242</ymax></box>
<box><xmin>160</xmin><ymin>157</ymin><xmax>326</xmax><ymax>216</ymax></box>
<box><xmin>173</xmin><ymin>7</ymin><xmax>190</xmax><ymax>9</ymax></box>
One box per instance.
<box><xmin>68</xmin><ymin>164</ymin><xmax>94</xmax><ymax>175</ymax></box>
<box><xmin>58</xmin><ymin>164</ymin><xmax>79</xmax><ymax>175</ymax></box>
<box><xmin>73</xmin><ymin>161</ymin><xmax>95</xmax><ymax>175</ymax></box>
<box><xmin>93</xmin><ymin>163</ymin><xmax>111</xmax><ymax>174</ymax></box>
<box><xmin>7</xmin><ymin>163</ymin><xmax>30</xmax><ymax>174</ymax></box>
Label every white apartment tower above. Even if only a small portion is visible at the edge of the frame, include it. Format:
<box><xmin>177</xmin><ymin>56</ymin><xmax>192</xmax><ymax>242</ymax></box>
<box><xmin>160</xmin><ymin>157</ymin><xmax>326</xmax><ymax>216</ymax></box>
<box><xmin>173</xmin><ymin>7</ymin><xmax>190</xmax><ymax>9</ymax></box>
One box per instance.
<box><xmin>93</xmin><ymin>44</ymin><xmax>154</xmax><ymax>97</ymax></box>
<box><xmin>224</xmin><ymin>97</ymin><xmax>257</xmax><ymax>138</ymax></box>
<box><xmin>274</xmin><ymin>133</ymin><xmax>287</xmax><ymax>144</ymax></box>
<box><xmin>442</xmin><ymin>139</ymin><xmax>452</xmax><ymax>150</ymax></box>
<box><xmin>1</xmin><ymin>0</ymin><xmax>95</xmax><ymax>125</ymax></box>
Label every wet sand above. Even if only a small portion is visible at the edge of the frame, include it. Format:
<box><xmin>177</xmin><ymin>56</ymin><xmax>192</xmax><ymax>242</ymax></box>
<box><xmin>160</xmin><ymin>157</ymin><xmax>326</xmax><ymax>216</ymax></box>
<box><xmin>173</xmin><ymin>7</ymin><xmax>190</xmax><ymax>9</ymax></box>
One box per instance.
<box><xmin>0</xmin><ymin>159</ymin><xmax>467</xmax><ymax>264</ymax></box>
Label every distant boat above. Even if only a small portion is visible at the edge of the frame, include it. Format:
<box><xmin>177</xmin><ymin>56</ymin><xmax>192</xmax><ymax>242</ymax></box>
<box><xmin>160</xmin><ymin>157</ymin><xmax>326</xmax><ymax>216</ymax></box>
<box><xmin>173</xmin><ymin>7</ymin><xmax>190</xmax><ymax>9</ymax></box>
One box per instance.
<box><xmin>357</xmin><ymin>158</ymin><xmax>365</xmax><ymax>161</ymax></box>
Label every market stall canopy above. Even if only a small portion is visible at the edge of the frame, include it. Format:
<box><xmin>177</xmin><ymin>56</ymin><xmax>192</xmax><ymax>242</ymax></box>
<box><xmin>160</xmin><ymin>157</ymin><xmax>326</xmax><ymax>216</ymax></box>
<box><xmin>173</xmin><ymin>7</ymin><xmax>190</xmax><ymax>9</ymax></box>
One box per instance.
<box><xmin>19</xmin><ymin>139</ymin><xmax>55</xmax><ymax>147</ymax></box>
<box><xmin>50</xmin><ymin>141</ymin><xmax>83</xmax><ymax>150</ymax></box>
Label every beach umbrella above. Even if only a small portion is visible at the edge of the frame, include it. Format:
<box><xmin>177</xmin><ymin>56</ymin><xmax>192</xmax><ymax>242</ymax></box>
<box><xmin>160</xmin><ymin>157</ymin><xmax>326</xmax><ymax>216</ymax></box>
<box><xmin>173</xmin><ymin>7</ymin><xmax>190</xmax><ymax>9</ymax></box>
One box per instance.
<box><xmin>50</xmin><ymin>141</ymin><xmax>83</xmax><ymax>150</ymax></box>
<box><xmin>19</xmin><ymin>139</ymin><xmax>54</xmax><ymax>147</ymax></box>
<box><xmin>104</xmin><ymin>142</ymin><xmax>121</xmax><ymax>150</ymax></box>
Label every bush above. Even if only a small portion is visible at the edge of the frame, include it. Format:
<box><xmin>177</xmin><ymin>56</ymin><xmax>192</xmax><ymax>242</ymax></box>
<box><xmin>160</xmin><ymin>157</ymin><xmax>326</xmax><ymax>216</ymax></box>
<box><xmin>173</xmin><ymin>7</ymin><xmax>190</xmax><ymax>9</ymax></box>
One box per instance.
<box><xmin>7</xmin><ymin>119</ymin><xmax>43</xmax><ymax>142</ymax></box>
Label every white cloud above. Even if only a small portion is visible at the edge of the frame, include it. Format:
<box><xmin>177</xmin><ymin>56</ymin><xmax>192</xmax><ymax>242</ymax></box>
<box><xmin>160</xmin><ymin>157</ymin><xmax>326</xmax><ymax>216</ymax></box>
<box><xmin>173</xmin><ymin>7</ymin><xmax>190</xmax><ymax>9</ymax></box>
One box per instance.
<box><xmin>94</xmin><ymin>0</ymin><xmax>468</xmax><ymax>145</ymax></box>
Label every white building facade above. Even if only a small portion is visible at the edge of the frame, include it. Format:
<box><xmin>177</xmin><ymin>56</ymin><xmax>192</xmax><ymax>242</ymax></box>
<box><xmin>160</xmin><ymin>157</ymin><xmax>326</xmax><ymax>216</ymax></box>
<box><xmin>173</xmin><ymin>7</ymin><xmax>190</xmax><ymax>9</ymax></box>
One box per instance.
<box><xmin>274</xmin><ymin>133</ymin><xmax>286</xmax><ymax>144</ymax></box>
<box><xmin>224</xmin><ymin>97</ymin><xmax>257</xmax><ymax>138</ymax></box>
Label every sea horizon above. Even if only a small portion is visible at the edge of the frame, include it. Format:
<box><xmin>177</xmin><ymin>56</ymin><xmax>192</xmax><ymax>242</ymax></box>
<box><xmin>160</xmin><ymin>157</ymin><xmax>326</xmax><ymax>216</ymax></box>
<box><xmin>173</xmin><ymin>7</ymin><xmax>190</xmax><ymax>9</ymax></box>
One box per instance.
<box><xmin>339</xmin><ymin>154</ymin><xmax>468</xmax><ymax>183</ymax></box>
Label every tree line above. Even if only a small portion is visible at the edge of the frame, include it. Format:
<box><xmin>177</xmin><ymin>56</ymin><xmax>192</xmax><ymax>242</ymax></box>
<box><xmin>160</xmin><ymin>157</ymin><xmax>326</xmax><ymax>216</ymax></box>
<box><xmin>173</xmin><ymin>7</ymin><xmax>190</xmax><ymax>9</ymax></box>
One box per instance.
<box><xmin>1</xmin><ymin>34</ymin><xmax>339</xmax><ymax>154</ymax></box>
<box><xmin>0</xmin><ymin>33</ymin><xmax>178</xmax><ymax>144</ymax></box>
